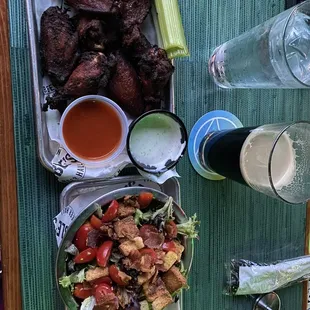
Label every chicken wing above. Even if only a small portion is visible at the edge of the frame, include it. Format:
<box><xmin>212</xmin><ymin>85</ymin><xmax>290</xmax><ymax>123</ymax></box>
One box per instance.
<box><xmin>120</xmin><ymin>0</ymin><xmax>151</xmax><ymax>29</ymax></box>
<box><xmin>122</xmin><ymin>25</ymin><xmax>152</xmax><ymax>62</ymax></box>
<box><xmin>137</xmin><ymin>46</ymin><xmax>174</xmax><ymax>107</ymax></box>
<box><xmin>40</xmin><ymin>7</ymin><xmax>78</xmax><ymax>85</ymax></box>
<box><xmin>43</xmin><ymin>52</ymin><xmax>115</xmax><ymax>112</ymax></box>
<box><xmin>66</xmin><ymin>0</ymin><xmax>119</xmax><ymax>14</ymax></box>
<box><xmin>77</xmin><ymin>15</ymin><xmax>120</xmax><ymax>51</ymax></box>
<box><xmin>108</xmin><ymin>52</ymin><xmax>144</xmax><ymax>116</ymax></box>
<box><xmin>64</xmin><ymin>52</ymin><xmax>115</xmax><ymax>96</ymax></box>
<box><xmin>123</xmin><ymin>27</ymin><xmax>174</xmax><ymax>107</ymax></box>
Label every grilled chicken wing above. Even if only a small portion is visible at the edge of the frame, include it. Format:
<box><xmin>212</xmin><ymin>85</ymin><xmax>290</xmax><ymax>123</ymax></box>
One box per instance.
<box><xmin>120</xmin><ymin>0</ymin><xmax>151</xmax><ymax>29</ymax></box>
<box><xmin>77</xmin><ymin>15</ymin><xmax>120</xmax><ymax>51</ymax></box>
<box><xmin>66</xmin><ymin>0</ymin><xmax>119</xmax><ymax>14</ymax></box>
<box><xmin>123</xmin><ymin>27</ymin><xmax>174</xmax><ymax>107</ymax></box>
<box><xmin>64</xmin><ymin>51</ymin><xmax>115</xmax><ymax>96</ymax></box>
<box><xmin>108</xmin><ymin>52</ymin><xmax>144</xmax><ymax>116</ymax></box>
<box><xmin>40</xmin><ymin>7</ymin><xmax>78</xmax><ymax>85</ymax></box>
<box><xmin>122</xmin><ymin>25</ymin><xmax>152</xmax><ymax>62</ymax></box>
<box><xmin>43</xmin><ymin>52</ymin><xmax>115</xmax><ymax>112</ymax></box>
<box><xmin>137</xmin><ymin>46</ymin><xmax>174</xmax><ymax>107</ymax></box>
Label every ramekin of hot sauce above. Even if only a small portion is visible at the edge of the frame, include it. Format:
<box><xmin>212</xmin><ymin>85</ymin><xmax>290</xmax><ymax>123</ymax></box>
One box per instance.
<box><xmin>59</xmin><ymin>95</ymin><xmax>128</xmax><ymax>166</ymax></box>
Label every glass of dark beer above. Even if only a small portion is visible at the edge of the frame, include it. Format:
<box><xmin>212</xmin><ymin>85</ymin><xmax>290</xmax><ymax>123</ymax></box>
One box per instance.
<box><xmin>199</xmin><ymin>121</ymin><xmax>310</xmax><ymax>204</ymax></box>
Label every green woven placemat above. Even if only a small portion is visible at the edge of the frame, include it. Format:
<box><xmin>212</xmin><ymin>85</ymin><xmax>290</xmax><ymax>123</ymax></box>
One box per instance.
<box><xmin>9</xmin><ymin>0</ymin><xmax>307</xmax><ymax>309</ymax></box>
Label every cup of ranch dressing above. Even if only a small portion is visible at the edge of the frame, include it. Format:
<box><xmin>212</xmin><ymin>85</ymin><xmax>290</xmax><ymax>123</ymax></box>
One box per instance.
<box><xmin>127</xmin><ymin>110</ymin><xmax>188</xmax><ymax>174</ymax></box>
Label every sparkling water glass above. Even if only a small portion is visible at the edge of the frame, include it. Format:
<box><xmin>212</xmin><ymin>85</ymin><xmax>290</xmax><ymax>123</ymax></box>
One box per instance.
<box><xmin>209</xmin><ymin>1</ymin><xmax>310</xmax><ymax>88</ymax></box>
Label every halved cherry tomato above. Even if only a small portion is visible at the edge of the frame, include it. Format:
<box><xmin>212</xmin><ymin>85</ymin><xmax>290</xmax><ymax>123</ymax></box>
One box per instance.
<box><xmin>73</xmin><ymin>283</ymin><xmax>92</xmax><ymax>299</ymax></box>
<box><xmin>102</xmin><ymin>200</ymin><xmax>119</xmax><ymax>223</ymax></box>
<box><xmin>74</xmin><ymin>248</ymin><xmax>97</xmax><ymax>264</ymax></box>
<box><xmin>109</xmin><ymin>264</ymin><xmax>131</xmax><ymax>286</ymax></box>
<box><xmin>91</xmin><ymin>276</ymin><xmax>113</xmax><ymax>287</ymax></box>
<box><xmin>95</xmin><ymin>283</ymin><xmax>114</xmax><ymax>304</ymax></box>
<box><xmin>162</xmin><ymin>240</ymin><xmax>177</xmax><ymax>253</ymax></box>
<box><xmin>97</xmin><ymin>240</ymin><xmax>113</xmax><ymax>267</ymax></box>
<box><xmin>139</xmin><ymin>248</ymin><xmax>157</xmax><ymax>264</ymax></box>
<box><xmin>74</xmin><ymin>223</ymin><xmax>94</xmax><ymax>252</ymax></box>
<box><xmin>138</xmin><ymin>192</ymin><xmax>154</xmax><ymax>209</ymax></box>
<box><xmin>140</xmin><ymin>224</ymin><xmax>158</xmax><ymax>242</ymax></box>
<box><xmin>91</xmin><ymin>277</ymin><xmax>113</xmax><ymax>295</ymax></box>
<box><xmin>90</xmin><ymin>215</ymin><xmax>102</xmax><ymax>230</ymax></box>
<box><xmin>165</xmin><ymin>220</ymin><xmax>178</xmax><ymax>239</ymax></box>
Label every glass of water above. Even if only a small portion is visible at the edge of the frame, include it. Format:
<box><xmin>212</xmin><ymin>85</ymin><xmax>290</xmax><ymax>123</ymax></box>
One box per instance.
<box><xmin>209</xmin><ymin>1</ymin><xmax>310</xmax><ymax>88</ymax></box>
<box><xmin>199</xmin><ymin>121</ymin><xmax>310</xmax><ymax>204</ymax></box>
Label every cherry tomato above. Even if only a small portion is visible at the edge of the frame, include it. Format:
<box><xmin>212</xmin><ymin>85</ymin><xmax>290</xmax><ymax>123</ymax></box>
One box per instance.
<box><xmin>91</xmin><ymin>276</ymin><xmax>113</xmax><ymax>287</ymax></box>
<box><xmin>73</xmin><ymin>283</ymin><xmax>92</xmax><ymax>299</ymax></box>
<box><xmin>91</xmin><ymin>277</ymin><xmax>113</xmax><ymax>295</ymax></box>
<box><xmin>97</xmin><ymin>240</ymin><xmax>113</xmax><ymax>267</ymax></box>
<box><xmin>165</xmin><ymin>220</ymin><xmax>178</xmax><ymax>239</ymax></box>
<box><xmin>90</xmin><ymin>215</ymin><xmax>102</xmax><ymax>230</ymax></box>
<box><xmin>74</xmin><ymin>248</ymin><xmax>97</xmax><ymax>264</ymax></box>
<box><xmin>162</xmin><ymin>240</ymin><xmax>177</xmax><ymax>253</ymax></box>
<box><xmin>137</xmin><ymin>192</ymin><xmax>154</xmax><ymax>209</ymax></box>
<box><xmin>140</xmin><ymin>224</ymin><xmax>158</xmax><ymax>242</ymax></box>
<box><xmin>74</xmin><ymin>223</ymin><xmax>94</xmax><ymax>252</ymax></box>
<box><xmin>109</xmin><ymin>265</ymin><xmax>131</xmax><ymax>286</ymax></box>
<box><xmin>139</xmin><ymin>248</ymin><xmax>157</xmax><ymax>264</ymax></box>
<box><xmin>102</xmin><ymin>200</ymin><xmax>119</xmax><ymax>223</ymax></box>
<box><xmin>95</xmin><ymin>283</ymin><xmax>113</xmax><ymax>305</ymax></box>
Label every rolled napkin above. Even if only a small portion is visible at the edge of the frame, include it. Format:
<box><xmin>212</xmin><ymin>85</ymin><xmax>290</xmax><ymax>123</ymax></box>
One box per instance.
<box><xmin>226</xmin><ymin>257</ymin><xmax>310</xmax><ymax>295</ymax></box>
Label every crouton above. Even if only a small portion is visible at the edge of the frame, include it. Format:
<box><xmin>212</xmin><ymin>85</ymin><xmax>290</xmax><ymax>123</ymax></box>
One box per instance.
<box><xmin>114</xmin><ymin>216</ymin><xmax>140</xmax><ymax>240</ymax></box>
<box><xmin>140</xmin><ymin>300</ymin><xmax>150</xmax><ymax>310</ymax></box>
<box><xmin>85</xmin><ymin>267</ymin><xmax>109</xmax><ymax>282</ymax></box>
<box><xmin>138</xmin><ymin>266</ymin><xmax>156</xmax><ymax>285</ymax></box>
<box><xmin>117</xmin><ymin>203</ymin><xmax>136</xmax><ymax>218</ymax></box>
<box><xmin>143</xmin><ymin>277</ymin><xmax>170</xmax><ymax>302</ymax></box>
<box><xmin>119</xmin><ymin>237</ymin><xmax>144</xmax><ymax>256</ymax></box>
<box><xmin>160</xmin><ymin>251</ymin><xmax>178</xmax><ymax>272</ymax></box>
<box><xmin>173</xmin><ymin>240</ymin><xmax>184</xmax><ymax>262</ymax></box>
<box><xmin>162</xmin><ymin>266</ymin><xmax>187</xmax><ymax>294</ymax></box>
<box><xmin>124</xmin><ymin>195</ymin><xmax>140</xmax><ymax>208</ymax></box>
<box><xmin>152</xmin><ymin>292</ymin><xmax>173</xmax><ymax>310</ymax></box>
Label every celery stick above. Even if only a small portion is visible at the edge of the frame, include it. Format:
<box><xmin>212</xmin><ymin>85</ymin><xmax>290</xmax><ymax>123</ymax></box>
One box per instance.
<box><xmin>154</xmin><ymin>0</ymin><xmax>189</xmax><ymax>59</ymax></box>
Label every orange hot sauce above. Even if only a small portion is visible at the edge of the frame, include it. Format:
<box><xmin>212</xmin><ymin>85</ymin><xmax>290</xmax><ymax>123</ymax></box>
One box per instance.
<box><xmin>62</xmin><ymin>100</ymin><xmax>122</xmax><ymax>160</ymax></box>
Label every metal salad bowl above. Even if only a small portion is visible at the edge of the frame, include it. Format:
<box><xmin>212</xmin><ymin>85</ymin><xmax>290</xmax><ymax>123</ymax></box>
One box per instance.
<box><xmin>56</xmin><ymin>187</ymin><xmax>195</xmax><ymax>309</ymax></box>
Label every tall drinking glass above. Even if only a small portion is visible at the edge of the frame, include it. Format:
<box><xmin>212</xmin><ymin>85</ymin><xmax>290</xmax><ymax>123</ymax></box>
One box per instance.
<box><xmin>199</xmin><ymin>121</ymin><xmax>310</xmax><ymax>204</ymax></box>
<box><xmin>209</xmin><ymin>1</ymin><xmax>310</xmax><ymax>88</ymax></box>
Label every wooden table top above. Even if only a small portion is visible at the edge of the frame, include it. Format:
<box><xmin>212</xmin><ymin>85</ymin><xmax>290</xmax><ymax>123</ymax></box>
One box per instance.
<box><xmin>0</xmin><ymin>0</ymin><xmax>22</xmax><ymax>309</ymax></box>
<box><xmin>0</xmin><ymin>0</ymin><xmax>309</xmax><ymax>308</ymax></box>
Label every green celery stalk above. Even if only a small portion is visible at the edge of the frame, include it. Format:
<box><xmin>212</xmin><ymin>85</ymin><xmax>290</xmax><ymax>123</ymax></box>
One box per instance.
<box><xmin>154</xmin><ymin>0</ymin><xmax>190</xmax><ymax>59</ymax></box>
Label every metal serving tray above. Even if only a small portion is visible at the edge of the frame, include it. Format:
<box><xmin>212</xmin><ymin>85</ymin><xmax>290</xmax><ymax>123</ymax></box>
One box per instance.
<box><xmin>59</xmin><ymin>175</ymin><xmax>183</xmax><ymax>310</ymax></box>
<box><xmin>25</xmin><ymin>0</ymin><xmax>175</xmax><ymax>173</ymax></box>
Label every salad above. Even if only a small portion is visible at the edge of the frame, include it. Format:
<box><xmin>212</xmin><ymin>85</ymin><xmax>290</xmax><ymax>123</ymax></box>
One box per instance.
<box><xmin>59</xmin><ymin>192</ymin><xmax>199</xmax><ymax>310</ymax></box>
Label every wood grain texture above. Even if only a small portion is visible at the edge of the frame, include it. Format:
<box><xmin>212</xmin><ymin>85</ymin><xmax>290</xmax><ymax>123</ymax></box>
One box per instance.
<box><xmin>303</xmin><ymin>201</ymin><xmax>310</xmax><ymax>310</ymax></box>
<box><xmin>0</xmin><ymin>0</ymin><xmax>22</xmax><ymax>309</ymax></box>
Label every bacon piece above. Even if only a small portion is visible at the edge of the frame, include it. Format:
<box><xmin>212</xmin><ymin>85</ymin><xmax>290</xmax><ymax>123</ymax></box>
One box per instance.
<box><xmin>113</xmin><ymin>216</ymin><xmax>140</xmax><ymax>240</ymax></box>
<box><xmin>94</xmin><ymin>292</ymin><xmax>119</xmax><ymax>310</ymax></box>
<box><xmin>123</xmin><ymin>195</ymin><xmax>140</xmax><ymax>208</ymax></box>
<box><xmin>143</xmin><ymin>232</ymin><xmax>164</xmax><ymax>249</ymax></box>
<box><xmin>117</xmin><ymin>202</ymin><xmax>136</xmax><ymax>218</ymax></box>
<box><xmin>100</xmin><ymin>223</ymin><xmax>118</xmax><ymax>240</ymax></box>
<box><xmin>140</xmin><ymin>253</ymin><xmax>154</xmax><ymax>273</ymax></box>
<box><xmin>123</xmin><ymin>250</ymin><xmax>142</xmax><ymax>271</ymax></box>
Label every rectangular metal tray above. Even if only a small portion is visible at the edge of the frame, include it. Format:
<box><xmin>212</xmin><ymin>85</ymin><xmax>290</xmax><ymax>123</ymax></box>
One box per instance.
<box><xmin>25</xmin><ymin>0</ymin><xmax>175</xmax><ymax>173</ymax></box>
<box><xmin>59</xmin><ymin>175</ymin><xmax>182</xmax><ymax>310</ymax></box>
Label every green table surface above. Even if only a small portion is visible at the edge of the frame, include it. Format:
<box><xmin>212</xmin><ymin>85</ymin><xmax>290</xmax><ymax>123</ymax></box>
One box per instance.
<box><xmin>10</xmin><ymin>0</ymin><xmax>308</xmax><ymax>309</ymax></box>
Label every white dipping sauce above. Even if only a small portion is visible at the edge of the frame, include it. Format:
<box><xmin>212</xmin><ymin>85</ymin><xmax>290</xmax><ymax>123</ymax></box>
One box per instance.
<box><xmin>240</xmin><ymin>130</ymin><xmax>296</xmax><ymax>190</ymax></box>
<box><xmin>129</xmin><ymin>113</ymin><xmax>186</xmax><ymax>172</ymax></box>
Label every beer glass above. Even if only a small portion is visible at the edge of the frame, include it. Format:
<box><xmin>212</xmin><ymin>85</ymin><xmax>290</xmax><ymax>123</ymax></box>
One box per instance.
<box><xmin>209</xmin><ymin>1</ymin><xmax>310</xmax><ymax>88</ymax></box>
<box><xmin>199</xmin><ymin>121</ymin><xmax>310</xmax><ymax>204</ymax></box>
